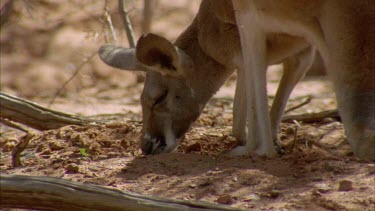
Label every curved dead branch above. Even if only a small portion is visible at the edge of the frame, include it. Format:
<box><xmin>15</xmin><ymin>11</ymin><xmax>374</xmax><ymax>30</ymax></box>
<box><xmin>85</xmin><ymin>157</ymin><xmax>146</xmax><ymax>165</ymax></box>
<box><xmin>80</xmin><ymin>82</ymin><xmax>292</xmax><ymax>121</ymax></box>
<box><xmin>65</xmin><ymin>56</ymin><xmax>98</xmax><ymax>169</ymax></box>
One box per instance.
<box><xmin>0</xmin><ymin>174</ymin><xmax>242</xmax><ymax>211</ymax></box>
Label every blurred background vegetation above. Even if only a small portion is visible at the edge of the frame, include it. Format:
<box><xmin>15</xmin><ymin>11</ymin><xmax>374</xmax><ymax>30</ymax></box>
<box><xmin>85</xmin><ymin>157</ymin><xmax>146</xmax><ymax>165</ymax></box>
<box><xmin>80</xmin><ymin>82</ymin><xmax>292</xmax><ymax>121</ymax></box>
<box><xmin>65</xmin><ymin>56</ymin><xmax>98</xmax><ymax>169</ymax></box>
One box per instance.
<box><xmin>0</xmin><ymin>0</ymin><xmax>199</xmax><ymax>99</ymax></box>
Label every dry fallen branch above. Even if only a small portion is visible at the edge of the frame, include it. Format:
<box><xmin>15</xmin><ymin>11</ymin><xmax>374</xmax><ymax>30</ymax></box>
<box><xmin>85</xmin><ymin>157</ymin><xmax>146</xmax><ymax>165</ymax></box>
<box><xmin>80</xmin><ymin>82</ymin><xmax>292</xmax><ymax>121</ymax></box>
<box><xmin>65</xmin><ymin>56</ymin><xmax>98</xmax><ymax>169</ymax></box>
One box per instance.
<box><xmin>0</xmin><ymin>92</ymin><xmax>101</xmax><ymax>167</ymax></box>
<box><xmin>282</xmin><ymin>109</ymin><xmax>340</xmax><ymax>123</ymax></box>
<box><xmin>0</xmin><ymin>117</ymin><xmax>31</xmax><ymax>133</ymax></box>
<box><xmin>0</xmin><ymin>91</ymin><xmax>339</xmax><ymax>130</ymax></box>
<box><xmin>0</xmin><ymin>174</ymin><xmax>242</xmax><ymax>211</ymax></box>
<box><xmin>0</xmin><ymin>92</ymin><xmax>97</xmax><ymax>130</ymax></box>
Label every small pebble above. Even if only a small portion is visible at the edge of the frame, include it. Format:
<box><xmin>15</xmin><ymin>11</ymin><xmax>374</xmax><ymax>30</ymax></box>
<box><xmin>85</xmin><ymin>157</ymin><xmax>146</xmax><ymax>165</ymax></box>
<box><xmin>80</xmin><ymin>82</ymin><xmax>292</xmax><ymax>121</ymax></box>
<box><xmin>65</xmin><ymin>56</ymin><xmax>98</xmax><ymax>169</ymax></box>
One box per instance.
<box><xmin>243</xmin><ymin>194</ymin><xmax>261</xmax><ymax>202</ymax></box>
<box><xmin>50</xmin><ymin>141</ymin><xmax>65</xmax><ymax>150</ymax></box>
<box><xmin>315</xmin><ymin>183</ymin><xmax>332</xmax><ymax>193</ymax></box>
<box><xmin>269</xmin><ymin>190</ymin><xmax>281</xmax><ymax>198</ymax></box>
<box><xmin>338</xmin><ymin>179</ymin><xmax>353</xmax><ymax>191</ymax></box>
<box><xmin>216</xmin><ymin>194</ymin><xmax>235</xmax><ymax>205</ymax></box>
<box><xmin>189</xmin><ymin>184</ymin><xmax>197</xmax><ymax>188</ymax></box>
<box><xmin>321</xmin><ymin>118</ymin><xmax>335</xmax><ymax>124</ymax></box>
<box><xmin>105</xmin><ymin>122</ymin><xmax>125</xmax><ymax>128</ymax></box>
<box><xmin>66</xmin><ymin>163</ymin><xmax>80</xmax><ymax>174</ymax></box>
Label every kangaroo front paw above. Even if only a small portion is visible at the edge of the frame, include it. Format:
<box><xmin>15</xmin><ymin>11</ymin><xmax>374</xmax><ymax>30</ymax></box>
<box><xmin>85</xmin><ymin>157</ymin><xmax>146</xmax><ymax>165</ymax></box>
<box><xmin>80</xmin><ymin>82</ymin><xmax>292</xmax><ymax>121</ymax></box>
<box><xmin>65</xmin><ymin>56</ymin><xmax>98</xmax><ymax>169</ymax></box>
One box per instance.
<box><xmin>274</xmin><ymin>139</ymin><xmax>285</xmax><ymax>155</ymax></box>
<box><xmin>255</xmin><ymin>146</ymin><xmax>278</xmax><ymax>158</ymax></box>
<box><xmin>221</xmin><ymin>144</ymin><xmax>278</xmax><ymax>158</ymax></box>
<box><xmin>221</xmin><ymin>146</ymin><xmax>250</xmax><ymax>158</ymax></box>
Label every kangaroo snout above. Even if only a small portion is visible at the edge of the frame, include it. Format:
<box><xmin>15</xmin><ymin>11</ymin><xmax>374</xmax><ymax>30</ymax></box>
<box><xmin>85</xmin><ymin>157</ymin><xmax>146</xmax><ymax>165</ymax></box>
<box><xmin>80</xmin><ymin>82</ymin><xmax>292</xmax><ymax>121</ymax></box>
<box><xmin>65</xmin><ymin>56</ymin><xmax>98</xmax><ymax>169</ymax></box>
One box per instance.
<box><xmin>141</xmin><ymin>135</ymin><xmax>167</xmax><ymax>155</ymax></box>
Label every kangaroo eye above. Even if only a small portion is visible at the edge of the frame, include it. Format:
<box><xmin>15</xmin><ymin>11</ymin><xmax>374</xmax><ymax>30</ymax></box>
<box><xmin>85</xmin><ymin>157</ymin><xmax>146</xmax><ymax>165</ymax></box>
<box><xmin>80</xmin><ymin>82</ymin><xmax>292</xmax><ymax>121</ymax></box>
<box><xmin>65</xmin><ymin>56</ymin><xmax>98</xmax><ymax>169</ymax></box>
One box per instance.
<box><xmin>153</xmin><ymin>91</ymin><xmax>168</xmax><ymax>107</ymax></box>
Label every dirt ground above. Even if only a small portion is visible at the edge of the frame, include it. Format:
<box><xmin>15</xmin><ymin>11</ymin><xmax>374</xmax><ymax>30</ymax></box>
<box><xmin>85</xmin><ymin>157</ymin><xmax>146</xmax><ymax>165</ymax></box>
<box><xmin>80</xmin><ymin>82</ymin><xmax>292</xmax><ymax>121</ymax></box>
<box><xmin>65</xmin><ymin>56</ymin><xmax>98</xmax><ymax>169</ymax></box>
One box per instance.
<box><xmin>1</xmin><ymin>1</ymin><xmax>374</xmax><ymax>210</ymax></box>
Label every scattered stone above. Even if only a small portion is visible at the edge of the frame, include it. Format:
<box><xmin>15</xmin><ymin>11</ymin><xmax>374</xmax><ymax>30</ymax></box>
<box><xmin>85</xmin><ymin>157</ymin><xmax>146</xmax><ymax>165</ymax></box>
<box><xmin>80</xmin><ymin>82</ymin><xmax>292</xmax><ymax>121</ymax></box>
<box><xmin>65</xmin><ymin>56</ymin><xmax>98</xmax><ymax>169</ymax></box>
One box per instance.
<box><xmin>40</xmin><ymin>154</ymin><xmax>51</xmax><ymax>159</ymax></box>
<box><xmin>311</xmin><ymin>176</ymin><xmax>323</xmax><ymax>181</ymax></box>
<box><xmin>98</xmin><ymin>155</ymin><xmax>107</xmax><ymax>159</ymax></box>
<box><xmin>88</xmin><ymin>166</ymin><xmax>100</xmax><ymax>172</ymax></box>
<box><xmin>121</xmin><ymin>139</ymin><xmax>131</xmax><ymax>149</ymax></box>
<box><xmin>189</xmin><ymin>183</ymin><xmax>197</xmax><ymax>188</ymax></box>
<box><xmin>368</xmin><ymin>168</ymin><xmax>375</xmax><ymax>176</ymax></box>
<box><xmin>314</xmin><ymin>183</ymin><xmax>332</xmax><ymax>194</ymax></box>
<box><xmin>40</xmin><ymin>149</ymin><xmax>51</xmax><ymax>155</ymax></box>
<box><xmin>243</xmin><ymin>194</ymin><xmax>261</xmax><ymax>202</ymax></box>
<box><xmin>216</xmin><ymin>194</ymin><xmax>235</xmax><ymax>205</ymax></box>
<box><xmin>2</xmin><ymin>138</ymin><xmax>17</xmax><ymax>152</ymax></box>
<box><xmin>268</xmin><ymin>190</ymin><xmax>281</xmax><ymax>198</ymax></box>
<box><xmin>85</xmin><ymin>171</ymin><xmax>94</xmax><ymax>178</ymax></box>
<box><xmin>105</xmin><ymin>122</ymin><xmax>125</xmax><ymax>129</ymax></box>
<box><xmin>108</xmin><ymin>152</ymin><xmax>118</xmax><ymax>157</ymax></box>
<box><xmin>49</xmin><ymin>141</ymin><xmax>65</xmax><ymax>150</ymax></box>
<box><xmin>198</xmin><ymin>179</ymin><xmax>212</xmax><ymax>187</ymax></box>
<box><xmin>338</xmin><ymin>179</ymin><xmax>353</xmax><ymax>191</ymax></box>
<box><xmin>100</xmin><ymin>140</ymin><xmax>112</xmax><ymax>148</ymax></box>
<box><xmin>321</xmin><ymin>118</ymin><xmax>335</xmax><ymax>124</ymax></box>
<box><xmin>66</xmin><ymin>163</ymin><xmax>80</xmax><ymax>174</ymax></box>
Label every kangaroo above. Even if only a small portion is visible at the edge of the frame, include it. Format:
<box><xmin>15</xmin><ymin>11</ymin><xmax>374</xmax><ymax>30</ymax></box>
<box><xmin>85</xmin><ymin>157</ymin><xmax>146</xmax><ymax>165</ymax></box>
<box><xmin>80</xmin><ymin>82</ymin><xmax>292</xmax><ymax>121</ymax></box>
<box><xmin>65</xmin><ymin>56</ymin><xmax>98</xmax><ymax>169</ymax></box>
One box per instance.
<box><xmin>99</xmin><ymin>0</ymin><xmax>375</xmax><ymax>161</ymax></box>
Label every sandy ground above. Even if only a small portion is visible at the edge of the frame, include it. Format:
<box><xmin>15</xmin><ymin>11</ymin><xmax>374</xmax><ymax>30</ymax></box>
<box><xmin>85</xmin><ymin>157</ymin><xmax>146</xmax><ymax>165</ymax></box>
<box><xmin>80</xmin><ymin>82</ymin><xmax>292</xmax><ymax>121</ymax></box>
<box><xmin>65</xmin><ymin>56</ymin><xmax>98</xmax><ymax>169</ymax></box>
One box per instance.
<box><xmin>1</xmin><ymin>1</ymin><xmax>374</xmax><ymax>210</ymax></box>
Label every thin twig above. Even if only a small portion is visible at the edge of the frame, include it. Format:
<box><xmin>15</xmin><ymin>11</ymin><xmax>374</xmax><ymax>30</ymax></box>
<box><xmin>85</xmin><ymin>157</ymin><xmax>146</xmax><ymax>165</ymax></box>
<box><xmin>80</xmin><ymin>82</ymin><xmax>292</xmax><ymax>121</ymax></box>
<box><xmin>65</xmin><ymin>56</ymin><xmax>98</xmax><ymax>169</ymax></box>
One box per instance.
<box><xmin>284</xmin><ymin>95</ymin><xmax>312</xmax><ymax>114</ymax></box>
<box><xmin>282</xmin><ymin>109</ymin><xmax>340</xmax><ymax>123</ymax></box>
<box><xmin>22</xmin><ymin>0</ymin><xmax>34</xmax><ymax>19</ymax></box>
<box><xmin>0</xmin><ymin>117</ymin><xmax>31</xmax><ymax>133</ymax></box>
<box><xmin>48</xmin><ymin>52</ymin><xmax>97</xmax><ymax>107</ymax></box>
<box><xmin>293</xmin><ymin>120</ymin><xmax>302</xmax><ymax>128</ymax></box>
<box><xmin>12</xmin><ymin>132</ymin><xmax>36</xmax><ymax>167</ymax></box>
<box><xmin>142</xmin><ymin>0</ymin><xmax>153</xmax><ymax>33</ymax></box>
<box><xmin>118</xmin><ymin>0</ymin><xmax>136</xmax><ymax>48</ymax></box>
<box><xmin>118</xmin><ymin>0</ymin><xmax>145</xmax><ymax>82</ymax></box>
<box><xmin>291</xmin><ymin>126</ymin><xmax>298</xmax><ymax>152</ymax></box>
<box><xmin>104</xmin><ymin>0</ymin><xmax>117</xmax><ymax>44</ymax></box>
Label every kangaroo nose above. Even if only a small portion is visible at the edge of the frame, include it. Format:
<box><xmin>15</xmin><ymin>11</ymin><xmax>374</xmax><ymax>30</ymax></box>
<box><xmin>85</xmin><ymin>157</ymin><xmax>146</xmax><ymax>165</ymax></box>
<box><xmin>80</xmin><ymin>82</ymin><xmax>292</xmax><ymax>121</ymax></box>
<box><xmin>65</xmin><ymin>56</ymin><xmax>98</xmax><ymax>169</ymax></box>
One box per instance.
<box><xmin>141</xmin><ymin>135</ymin><xmax>166</xmax><ymax>154</ymax></box>
<box><xmin>140</xmin><ymin>137</ymin><xmax>153</xmax><ymax>154</ymax></box>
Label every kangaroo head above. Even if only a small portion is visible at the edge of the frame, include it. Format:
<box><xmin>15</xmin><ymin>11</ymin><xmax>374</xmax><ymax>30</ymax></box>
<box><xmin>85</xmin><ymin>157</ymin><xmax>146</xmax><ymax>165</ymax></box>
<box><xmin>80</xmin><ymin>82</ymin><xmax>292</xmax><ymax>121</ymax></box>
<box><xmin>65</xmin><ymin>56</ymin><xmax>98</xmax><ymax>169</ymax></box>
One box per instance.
<box><xmin>99</xmin><ymin>33</ymin><xmax>207</xmax><ymax>154</ymax></box>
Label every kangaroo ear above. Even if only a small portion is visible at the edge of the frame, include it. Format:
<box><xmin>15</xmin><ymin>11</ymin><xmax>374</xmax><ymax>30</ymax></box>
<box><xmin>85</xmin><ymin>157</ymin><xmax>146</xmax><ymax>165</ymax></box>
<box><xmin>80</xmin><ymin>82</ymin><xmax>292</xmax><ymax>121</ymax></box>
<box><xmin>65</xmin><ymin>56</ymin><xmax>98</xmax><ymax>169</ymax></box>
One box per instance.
<box><xmin>98</xmin><ymin>45</ymin><xmax>140</xmax><ymax>71</ymax></box>
<box><xmin>136</xmin><ymin>33</ymin><xmax>189</xmax><ymax>77</ymax></box>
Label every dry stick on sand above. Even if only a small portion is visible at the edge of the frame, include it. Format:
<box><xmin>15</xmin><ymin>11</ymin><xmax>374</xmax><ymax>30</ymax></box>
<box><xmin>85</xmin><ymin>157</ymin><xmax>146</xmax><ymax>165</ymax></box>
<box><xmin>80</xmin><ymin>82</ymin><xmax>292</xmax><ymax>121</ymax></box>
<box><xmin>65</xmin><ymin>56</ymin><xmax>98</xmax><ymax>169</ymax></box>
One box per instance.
<box><xmin>0</xmin><ymin>92</ymin><xmax>100</xmax><ymax>167</ymax></box>
<box><xmin>0</xmin><ymin>92</ymin><xmax>96</xmax><ymax>131</ymax></box>
<box><xmin>282</xmin><ymin>109</ymin><xmax>340</xmax><ymax>123</ymax></box>
<box><xmin>0</xmin><ymin>117</ymin><xmax>31</xmax><ymax>133</ymax></box>
<box><xmin>0</xmin><ymin>174</ymin><xmax>242</xmax><ymax>211</ymax></box>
